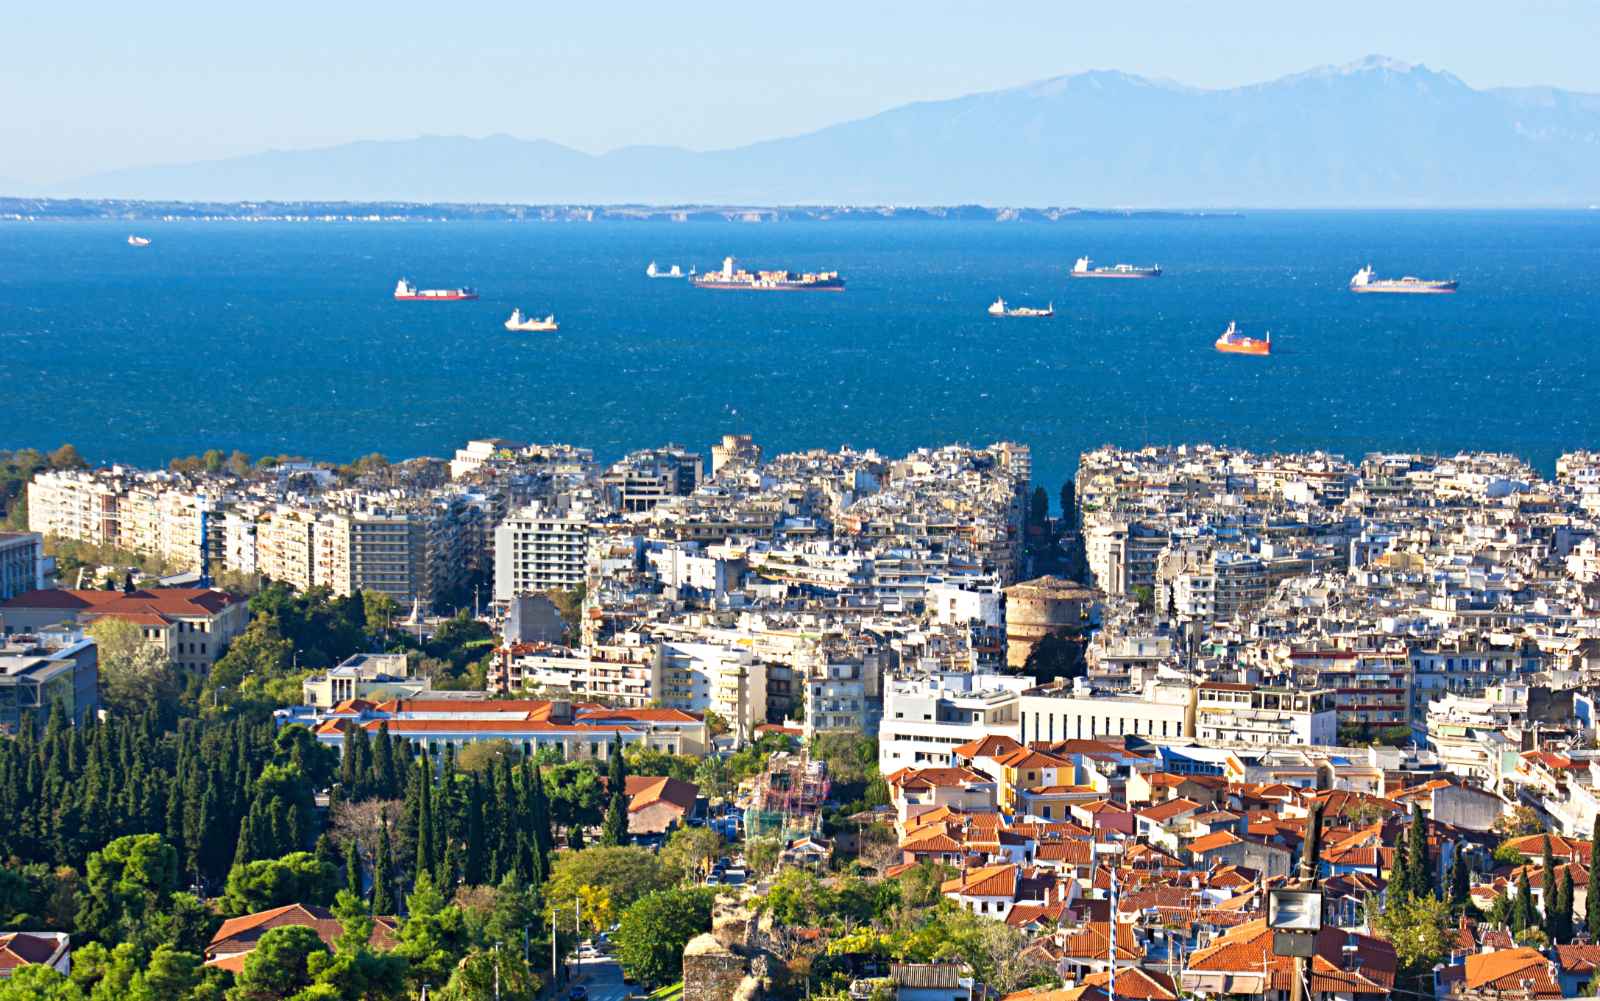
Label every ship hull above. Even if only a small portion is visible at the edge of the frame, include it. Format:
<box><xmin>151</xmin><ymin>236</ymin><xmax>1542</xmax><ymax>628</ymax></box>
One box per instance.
<box><xmin>1349</xmin><ymin>284</ymin><xmax>1457</xmax><ymax>295</ymax></box>
<box><xmin>1070</xmin><ymin>271</ymin><xmax>1160</xmax><ymax>280</ymax></box>
<box><xmin>395</xmin><ymin>292</ymin><xmax>479</xmax><ymax>301</ymax></box>
<box><xmin>689</xmin><ymin>281</ymin><xmax>844</xmax><ymax>291</ymax></box>
<box><xmin>1215</xmin><ymin>344</ymin><xmax>1269</xmax><ymax>356</ymax></box>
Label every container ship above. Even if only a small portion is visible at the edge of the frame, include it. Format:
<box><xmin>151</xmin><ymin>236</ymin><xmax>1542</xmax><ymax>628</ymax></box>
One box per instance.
<box><xmin>646</xmin><ymin>262</ymin><xmax>687</xmax><ymax>279</ymax></box>
<box><xmin>1349</xmin><ymin>265</ymin><xmax>1457</xmax><ymax>294</ymax></box>
<box><xmin>1214</xmin><ymin>321</ymin><xmax>1270</xmax><ymax>356</ymax></box>
<box><xmin>394</xmin><ymin>279</ymin><xmax>478</xmax><ymax>301</ymax></box>
<box><xmin>127</xmin><ymin>235</ymin><xmax>151</xmax><ymax>247</ymax></box>
<box><xmin>689</xmin><ymin>257</ymin><xmax>844</xmax><ymax>291</ymax></box>
<box><xmin>988</xmin><ymin>297</ymin><xmax>1054</xmax><ymax>318</ymax></box>
<box><xmin>1071</xmin><ymin>257</ymin><xmax>1161</xmax><ymax>279</ymax></box>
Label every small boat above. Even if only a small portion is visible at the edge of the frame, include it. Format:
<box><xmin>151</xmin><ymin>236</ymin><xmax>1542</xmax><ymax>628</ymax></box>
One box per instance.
<box><xmin>1071</xmin><ymin>256</ymin><xmax>1160</xmax><ymax>279</ymax></box>
<box><xmin>127</xmin><ymin>235</ymin><xmax>151</xmax><ymax>247</ymax></box>
<box><xmin>646</xmin><ymin>261</ymin><xmax>686</xmax><ymax>279</ymax></box>
<box><xmin>988</xmin><ymin>297</ymin><xmax>1054</xmax><ymax>318</ymax></box>
<box><xmin>1214</xmin><ymin>321</ymin><xmax>1270</xmax><ymax>356</ymax></box>
<box><xmin>505</xmin><ymin>309</ymin><xmax>558</xmax><ymax>332</ymax></box>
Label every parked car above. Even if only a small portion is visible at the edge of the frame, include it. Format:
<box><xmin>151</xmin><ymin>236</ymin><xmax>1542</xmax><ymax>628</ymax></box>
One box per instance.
<box><xmin>568</xmin><ymin>988</ymin><xmax>588</xmax><ymax>1001</ymax></box>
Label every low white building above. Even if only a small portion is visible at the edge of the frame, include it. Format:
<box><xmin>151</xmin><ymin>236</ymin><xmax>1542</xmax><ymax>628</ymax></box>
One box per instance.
<box><xmin>879</xmin><ymin>671</ymin><xmax>1032</xmax><ymax>774</ymax></box>
<box><xmin>1018</xmin><ymin>678</ymin><xmax>1196</xmax><ymax>745</ymax></box>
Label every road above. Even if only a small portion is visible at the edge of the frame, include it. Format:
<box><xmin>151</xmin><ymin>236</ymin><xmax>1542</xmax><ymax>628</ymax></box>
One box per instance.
<box><xmin>566</xmin><ymin>955</ymin><xmax>632</xmax><ymax>1001</ymax></box>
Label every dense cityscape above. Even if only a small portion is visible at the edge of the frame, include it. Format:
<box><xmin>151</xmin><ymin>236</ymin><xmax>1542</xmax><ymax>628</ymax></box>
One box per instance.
<box><xmin>2</xmin><ymin>433</ymin><xmax>1599</xmax><ymax>1000</ymax></box>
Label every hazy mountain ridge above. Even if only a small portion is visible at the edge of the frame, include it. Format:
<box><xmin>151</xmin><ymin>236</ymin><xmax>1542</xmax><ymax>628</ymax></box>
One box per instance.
<box><xmin>49</xmin><ymin>56</ymin><xmax>1600</xmax><ymax>207</ymax></box>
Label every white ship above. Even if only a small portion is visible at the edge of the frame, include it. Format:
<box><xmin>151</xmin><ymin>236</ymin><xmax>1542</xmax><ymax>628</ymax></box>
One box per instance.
<box><xmin>127</xmin><ymin>235</ymin><xmax>151</xmax><ymax>247</ymax></box>
<box><xmin>646</xmin><ymin>261</ymin><xmax>686</xmax><ymax>279</ymax></box>
<box><xmin>505</xmin><ymin>309</ymin><xmax>558</xmax><ymax>332</ymax></box>
<box><xmin>988</xmin><ymin>297</ymin><xmax>1054</xmax><ymax>317</ymax></box>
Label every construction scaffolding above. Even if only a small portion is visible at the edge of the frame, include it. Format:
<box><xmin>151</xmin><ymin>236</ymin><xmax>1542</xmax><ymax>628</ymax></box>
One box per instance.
<box><xmin>745</xmin><ymin>751</ymin><xmax>831</xmax><ymax>841</ymax></box>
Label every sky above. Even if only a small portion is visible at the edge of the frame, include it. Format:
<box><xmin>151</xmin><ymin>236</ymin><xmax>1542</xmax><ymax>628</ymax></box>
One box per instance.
<box><xmin>5</xmin><ymin>0</ymin><xmax>1598</xmax><ymax>185</ymax></box>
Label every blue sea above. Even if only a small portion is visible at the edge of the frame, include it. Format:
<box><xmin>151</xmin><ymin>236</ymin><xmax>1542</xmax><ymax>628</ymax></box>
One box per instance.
<box><xmin>2</xmin><ymin>212</ymin><xmax>1597</xmax><ymax>490</ymax></box>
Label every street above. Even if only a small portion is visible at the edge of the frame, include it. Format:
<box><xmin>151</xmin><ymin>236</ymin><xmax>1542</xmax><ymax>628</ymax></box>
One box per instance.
<box><xmin>567</xmin><ymin>955</ymin><xmax>632</xmax><ymax>1001</ymax></box>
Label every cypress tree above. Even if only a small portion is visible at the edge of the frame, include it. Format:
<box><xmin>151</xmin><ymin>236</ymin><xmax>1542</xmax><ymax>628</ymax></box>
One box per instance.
<box><xmin>607</xmin><ymin>734</ymin><xmax>627</xmax><ymax>796</ymax></box>
<box><xmin>1556</xmin><ymin>867</ymin><xmax>1575</xmax><ymax>944</ymax></box>
<box><xmin>417</xmin><ymin>760</ymin><xmax>436</xmax><ymax>878</ymax></box>
<box><xmin>1407</xmin><ymin>805</ymin><xmax>1432</xmax><ymax>898</ymax></box>
<box><xmin>1514</xmin><ymin>867</ymin><xmax>1538</xmax><ymax>932</ymax></box>
<box><xmin>569</xmin><ymin>823</ymin><xmax>584</xmax><ymax>852</ymax></box>
<box><xmin>601</xmin><ymin>792</ymin><xmax>628</xmax><ymax>847</ymax></box>
<box><xmin>1389</xmin><ymin>838</ymin><xmax>1411</xmax><ymax>903</ymax></box>
<box><xmin>1543</xmin><ymin>835</ymin><xmax>1559</xmax><ymax>942</ymax></box>
<box><xmin>345</xmin><ymin>838</ymin><xmax>363</xmax><ymax>897</ymax></box>
<box><xmin>374</xmin><ymin>721</ymin><xmax>398</xmax><ymax>798</ymax></box>
<box><xmin>1448</xmin><ymin>849</ymin><xmax>1469</xmax><ymax>910</ymax></box>
<box><xmin>464</xmin><ymin>774</ymin><xmax>486</xmax><ymax>886</ymax></box>
<box><xmin>233</xmin><ymin>812</ymin><xmax>255</xmax><ymax>870</ymax></box>
<box><xmin>373</xmin><ymin>815</ymin><xmax>396</xmax><ymax>915</ymax></box>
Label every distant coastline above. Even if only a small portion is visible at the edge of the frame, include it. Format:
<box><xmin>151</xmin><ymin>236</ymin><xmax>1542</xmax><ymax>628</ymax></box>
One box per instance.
<box><xmin>0</xmin><ymin>197</ymin><xmax>1239</xmax><ymax>224</ymax></box>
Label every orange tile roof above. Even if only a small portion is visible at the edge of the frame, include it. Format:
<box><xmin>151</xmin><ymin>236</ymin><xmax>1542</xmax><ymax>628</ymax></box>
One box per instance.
<box><xmin>1464</xmin><ymin>948</ymin><xmax>1559</xmax><ymax>993</ymax></box>
<box><xmin>1083</xmin><ymin>968</ymin><xmax>1178</xmax><ymax>1001</ymax></box>
<box><xmin>1189</xmin><ymin>831</ymin><xmax>1244</xmax><ymax>854</ymax></box>
<box><xmin>941</xmin><ymin>863</ymin><xmax>1017</xmax><ymax>898</ymax></box>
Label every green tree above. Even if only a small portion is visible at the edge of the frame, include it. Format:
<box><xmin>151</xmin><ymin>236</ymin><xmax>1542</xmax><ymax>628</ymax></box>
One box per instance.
<box><xmin>613</xmin><ymin>887</ymin><xmax>716</xmax><ymax>987</ymax></box>
<box><xmin>1555</xmin><ymin>867</ymin><xmax>1575</xmax><ymax>944</ymax></box>
<box><xmin>1543</xmin><ymin>835</ymin><xmax>1560</xmax><ymax>944</ymax></box>
<box><xmin>440</xmin><ymin>947</ymin><xmax>542</xmax><ymax>1001</ymax></box>
<box><xmin>302</xmin><ymin>891</ymin><xmax>408</xmax><ymax>1000</ymax></box>
<box><xmin>394</xmin><ymin>872</ymin><xmax>470</xmax><ymax>994</ymax></box>
<box><xmin>76</xmin><ymin>834</ymin><xmax>178</xmax><ymax>947</ymax></box>
<box><xmin>1373</xmin><ymin>890</ymin><xmax>1454</xmax><ymax>996</ymax></box>
<box><xmin>1447</xmin><ymin>850</ymin><xmax>1469</xmax><ymax>911</ymax></box>
<box><xmin>543</xmin><ymin>847</ymin><xmax>668</xmax><ymax>929</ymax></box>
<box><xmin>1589</xmin><ymin>815</ymin><xmax>1600</xmax><ymax>939</ymax></box>
<box><xmin>660</xmin><ymin>827</ymin><xmax>722</xmax><ymax>885</ymax></box>
<box><xmin>221</xmin><ymin>852</ymin><xmax>337</xmax><ymax>916</ymax></box>
<box><xmin>372</xmin><ymin>816</ymin><xmax>396</xmax><ymax>915</ymax></box>
<box><xmin>1406</xmin><ymin>805</ymin><xmax>1432</xmax><ymax>898</ymax></box>
<box><xmin>225</xmin><ymin>923</ymin><xmax>328</xmax><ymax>1000</ymax></box>
<box><xmin>1512</xmin><ymin>867</ymin><xmax>1538</xmax><ymax>932</ymax></box>
<box><xmin>84</xmin><ymin>618</ymin><xmax>179</xmax><ymax>715</ymax></box>
<box><xmin>0</xmin><ymin>964</ymin><xmax>86</xmax><ymax>1001</ymax></box>
<box><xmin>600</xmin><ymin>792</ymin><xmax>629</xmax><ymax>847</ymax></box>
<box><xmin>344</xmin><ymin>839</ymin><xmax>362</xmax><ymax>898</ymax></box>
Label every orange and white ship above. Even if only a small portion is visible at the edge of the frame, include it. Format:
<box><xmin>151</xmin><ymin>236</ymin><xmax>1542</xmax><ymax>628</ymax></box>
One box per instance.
<box><xmin>394</xmin><ymin>278</ymin><xmax>478</xmax><ymax>301</ymax></box>
<box><xmin>1214</xmin><ymin>321</ymin><xmax>1270</xmax><ymax>356</ymax></box>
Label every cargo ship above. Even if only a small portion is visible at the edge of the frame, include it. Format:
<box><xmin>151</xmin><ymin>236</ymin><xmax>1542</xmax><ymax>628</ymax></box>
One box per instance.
<box><xmin>689</xmin><ymin>256</ymin><xmax>844</xmax><ymax>291</ymax></box>
<box><xmin>394</xmin><ymin>279</ymin><xmax>478</xmax><ymax>301</ymax></box>
<box><xmin>127</xmin><ymin>235</ymin><xmax>151</xmax><ymax>247</ymax></box>
<box><xmin>646</xmin><ymin>262</ymin><xmax>687</xmax><ymax>279</ymax></box>
<box><xmin>988</xmin><ymin>297</ymin><xmax>1054</xmax><ymax>318</ymax></box>
<box><xmin>1214</xmin><ymin>321</ymin><xmax>1270</xmax><ymax>356</ymax></box>
<box><xmin>1349</xmin><ymin>265</ymin><xmax>1457</xmax><ymax>294</ymax></box>
<box><xmin>1071</xmin><ymin>257</ymin><xmax>1160</xmax><ymax>279</ymax></box>
<box><xmin>505</xmin><ymin>309</ymin><xmax>557</xmax><ymax>332</ymax></box>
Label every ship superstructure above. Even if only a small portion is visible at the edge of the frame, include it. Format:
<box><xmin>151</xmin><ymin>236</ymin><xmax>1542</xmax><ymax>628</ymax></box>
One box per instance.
<box><xmin>689</xmin><ymin>256</ymin><xmax>844</xmax><ymax>291</ymax></box>
<box><xmin>127</xmin><ymin>235</ymin><xmax>151</xmax><ymax>247</ymax></box>
<box><xmin>505</xmin><ymin>309</ymin><xmax>557</xmax><ymax>332</ymax></box>
<box><xmin>394</xmin><ymin>279</ymin><xmax>479</xmax><ymax>301</ymax></box>
<box><xmin>1349</xmin><ymin>265</ymin><xmax>1457</xmax><ymax>294</ymax></box>
<box><xmin>1071</xmin><ymin>257</ymin><xmax>1161</xmax><ymax>279</ymax></box>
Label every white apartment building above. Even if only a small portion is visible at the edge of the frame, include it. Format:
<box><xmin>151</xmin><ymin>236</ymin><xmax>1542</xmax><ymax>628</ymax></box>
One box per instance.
<box><xmin>495</xmin><ymin>645</ymin><xmax>654</xmax><ymax>706</ymax></box>
<box><xmin>1018</xmin><ymin>677</ymin><xmax>1197</xmax><ymax>745</ymax></box>
<box><xmin>1426</xmin><ymin>683</ymin><xmax>1535</xmax><ymax>782</ymax></box>
<box><xmin>493</xmin><ymin>504</ymin><xmax>590</xmax><ymax>600</ymax></box>
<box><xmin>1085</xmin><ymin>521</ymin><xmax>1167</xmax><ymax>596</ymax></box>
<box><xmin>1194</xmin><ymin>681</ymin><xmax>1338</xmax><ymax>746</ymax></box>
<box><xmin>652</xmin><ymin>641</ymin><xmax>767</xmax><ymax>745</ymax></box>
<box><xmin>0</xmin><ymin>532</ymin><xmax>44</xmax><ymax>601</ymax></box>
<box><xmin>879</xmin><ymin>671</ymin><xmax>1032</xmax><ymax>774</ymax></box>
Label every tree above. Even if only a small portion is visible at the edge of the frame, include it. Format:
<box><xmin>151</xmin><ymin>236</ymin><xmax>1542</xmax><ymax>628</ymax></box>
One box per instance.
<box><xmin>440</xmin><ymin>947</ymin><xmax>542</xmax><ymax>1001</ymax></box>
<box><xmin>1589</xmin><ymin>815</ymin><xmax>1600</xmax><ymax>939</ymax></box>
<box><xmin>1373</xmin><ymin>890</ymin><xmax>1454</xmax><ymax>995</ymax></box>
<box><xmin>372</xmin><ymin>817</ymin><xmax>396</xmax><ymax>916</ymax></box>
<box><xmin>1028</xmin><ymin>486</ymin><xmax>1049</xmax><ymax>529</ymax></box>
<box><xmin>394</xmin><ymin>872</ymin><xmax>470</xmax><ymax>994</ymax></box>
<box><xmin>84</xmin><ymin>618</ymin><xmax>179</xmax><ymax>715</ymax></box>
<box><xmin>1388</xmin><ymin>838</ymin><xmax>1411</xmax><ymax>910</ymax></box>
<box><xmin>1512</xmin><ymin>868</ymin><xmax>1538</xmax><ymax>932</ymax></box>
<box><xmin>1555</xmin><ymin>867</ymin><xmax>1575</xmax><ymax>944</ymax></box>
<box><xmin>221</xmin><ymin>852</ymin><xmax>337</xmax><ymax>916</ymax></box>
<box><xmin>344</xmin><ymin>839</ymin><xmax>362</xmax><ymax>898</ymax></box>
<box><xmin>1494</xmin><ymin>806</ymin><xmax>1543</xmax><ymax>838</ymax></box>
<box><xmin>1059</xmin><ymin>479</ymin><xmax>1077</xmax><ymax>528</ymax></box>
<box><xmin>701</xmin><ymin>709</ymin><xmax>730</xmax><ymax>742</ymax></box>
<box><xmin>226</xmin><ymin>923</ymin><xmax>328</xmax><ymax>1000</ymax></box>
<box><xmin>77</xmin><ymin>834</ymin><xmax>178</xmax><ymax>947</ymax></box>
<box><xmin>601</xmin><ymin>792</ymin><xmax>629</xmax><ymax>847</ymax></box>
<box><xmin>1543</xmin><ymin>835</ymin><xmax>1560</xmax><ymax>944</ymax></box>
<box><xmin>1447</xmin><ymin>850</ymin><xmax>1469</xmax><ymax>911</ymax></box>
<box><xmin>661</xmin><ymin>827</ymin><xmax>723</xmax><ymax>885</ymax></box>
<box><xmin>0</xmin><ymin>964</ymin><xmax>85</xmax><ymax>1001</ymax></box>
<box><xmin>543</xmin><ymin>847</ymin><xmax>669</xmax><ymax>929</ymax></box>
<box><xmin>613</xmin><ymin>887</ymin><xmax>716</xmax><ymax>986</ymax></box>
<box><xmin>1406</xmin><ymin>805</ymin><xmax>1432</xmax><ymax>898</ymax></box>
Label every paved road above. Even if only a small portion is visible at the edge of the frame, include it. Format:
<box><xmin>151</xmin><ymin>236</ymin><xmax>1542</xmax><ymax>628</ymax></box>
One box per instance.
<box><xmin>566</xmin><ymin>955</ymin><xmax>632</xmax><ymax>1001</ymax></box>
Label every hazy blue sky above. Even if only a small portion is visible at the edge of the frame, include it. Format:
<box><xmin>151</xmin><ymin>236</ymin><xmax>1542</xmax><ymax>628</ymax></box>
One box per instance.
<box><xmin>6</xmin><ymin>0</ymin><xmax>1597</xmax><ymax>184</ymax></box>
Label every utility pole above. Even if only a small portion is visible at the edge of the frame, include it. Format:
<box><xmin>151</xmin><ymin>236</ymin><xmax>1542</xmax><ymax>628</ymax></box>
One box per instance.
<box><xmin>1109</xmin><ymin>863</ymin><xmax>1118</xmax><ymax>1001</ymax></box>
<box><xmin>1288</xmin><ymin>802</ymin><xmax>1325</xmax><ymax>1001</ymax></box>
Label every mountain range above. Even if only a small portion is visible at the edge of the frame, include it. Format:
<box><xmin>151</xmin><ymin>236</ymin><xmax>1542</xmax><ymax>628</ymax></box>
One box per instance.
<box><xmin>45</xmin><ymin>56</ymin><xmax>1600</xmax><ymax>207</ymax></box>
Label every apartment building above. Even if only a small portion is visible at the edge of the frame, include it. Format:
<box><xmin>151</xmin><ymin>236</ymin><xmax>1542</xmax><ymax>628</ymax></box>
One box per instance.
<box><xmin>1018</xmin><ymin>678</ymin><xmax>1196</xmax><ymax>745</ymax></box>
<box><xmin>1193</xmin><ymin>681</ymin><xmax>1337</xmax><ymax>746</ymax></box>
<box><xmin>601</xmin><ymin>447</ymin><xmax>701</xmax><ymax>513</ymax></box>
<box><xmin>0</xmin><ymin>586</ymin><xmax>247</xmax><ymax>676</ymax></box>
<box><xmin>0</xmin><ymin>533</ymin><xmax>44</xmax><ymax>601</ymax></box>
<box><xmin>651</xmin><ymin>641</ymin><xmax>767</xmax><ymax>744</ymax></box>
<box><xmin>493</xmin><ymin>643</ymin><xmax>654</xmax><ymax>706</ymax></box>
<box><xmin>0</xmin><ymin>629</ymin><xmax>98</xmax><ymax>732</ymax></box>
<box><xmin>879</xmin><ymin>672</ymin><xmax>1032</xmax><ymax>773</ymax></box>
<box><xmin>493</xmin><ymin>504</ymin><xmax>590</xmax><ymax>600</ymax></box>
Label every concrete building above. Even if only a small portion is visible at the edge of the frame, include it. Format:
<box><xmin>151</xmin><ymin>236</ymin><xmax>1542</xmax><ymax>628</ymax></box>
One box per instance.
<box><xmin>601</xmin><ymin>447</ymin><xmax>702</xmax><ymax>513</ymax></box>
<box><xmin>0</xmin><ymin>586</ymin><xmax>246</xmax><ymax>677</ymax></box>
<box><xmin>301</xmin><ymin>653</ymin><xmax>425</xmax><ymax>709</ymax></box>
<box><xmin>0</xmin><ymin>630</ymin><xmax>98</xmax><ymax>732</ymax></box>
<box><xmin>1193</xmin><ymin>681</ymin><xmax>1338</xmax><ymax>747</ymax></box>
<box><xmin>652</xmin><ymin>641</ymin><xmax>766</xmax><ymax>744</ymax></box>
<box><xmin>879</xmin><ymin>672</ymin><xmax>1032</xmax><ymax>773</ymax></box>
<box><xmin>493</xmin><ymin>504</ymin><xmax>590</xmax><ymax>600</ymax></box>
<box><xmin>0</xmin><ymin>532</ymin><xmax>44</xmax><ymax>601</ymax></box>
<box><xmin>1019</xmin><ymin>678</ymin><xmax>1196</xmax><ymax>744</ymax></box>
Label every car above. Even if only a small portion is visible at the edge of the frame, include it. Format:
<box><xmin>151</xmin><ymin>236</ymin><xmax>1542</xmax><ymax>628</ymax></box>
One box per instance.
<box><xmin>577</xmin><ymin>945</ymin><xmax>599</xmax><ymax>960</ymax></box>
<box><xmin>568</xmin><ymin>987</ymin><xmax>588</xmax><ymax>1001</ymax></box>
<box><xmin>705</xmin><ymin>874</ymin><xmax>721</xmax><ymax>885</ymax></box>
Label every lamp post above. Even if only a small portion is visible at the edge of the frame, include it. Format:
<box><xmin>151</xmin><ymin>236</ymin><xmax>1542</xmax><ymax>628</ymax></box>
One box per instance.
<box><xmin>1269</xmin><ymin>801</ymin><xmax>1326</xmax><ymax>1001</ymax></box>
